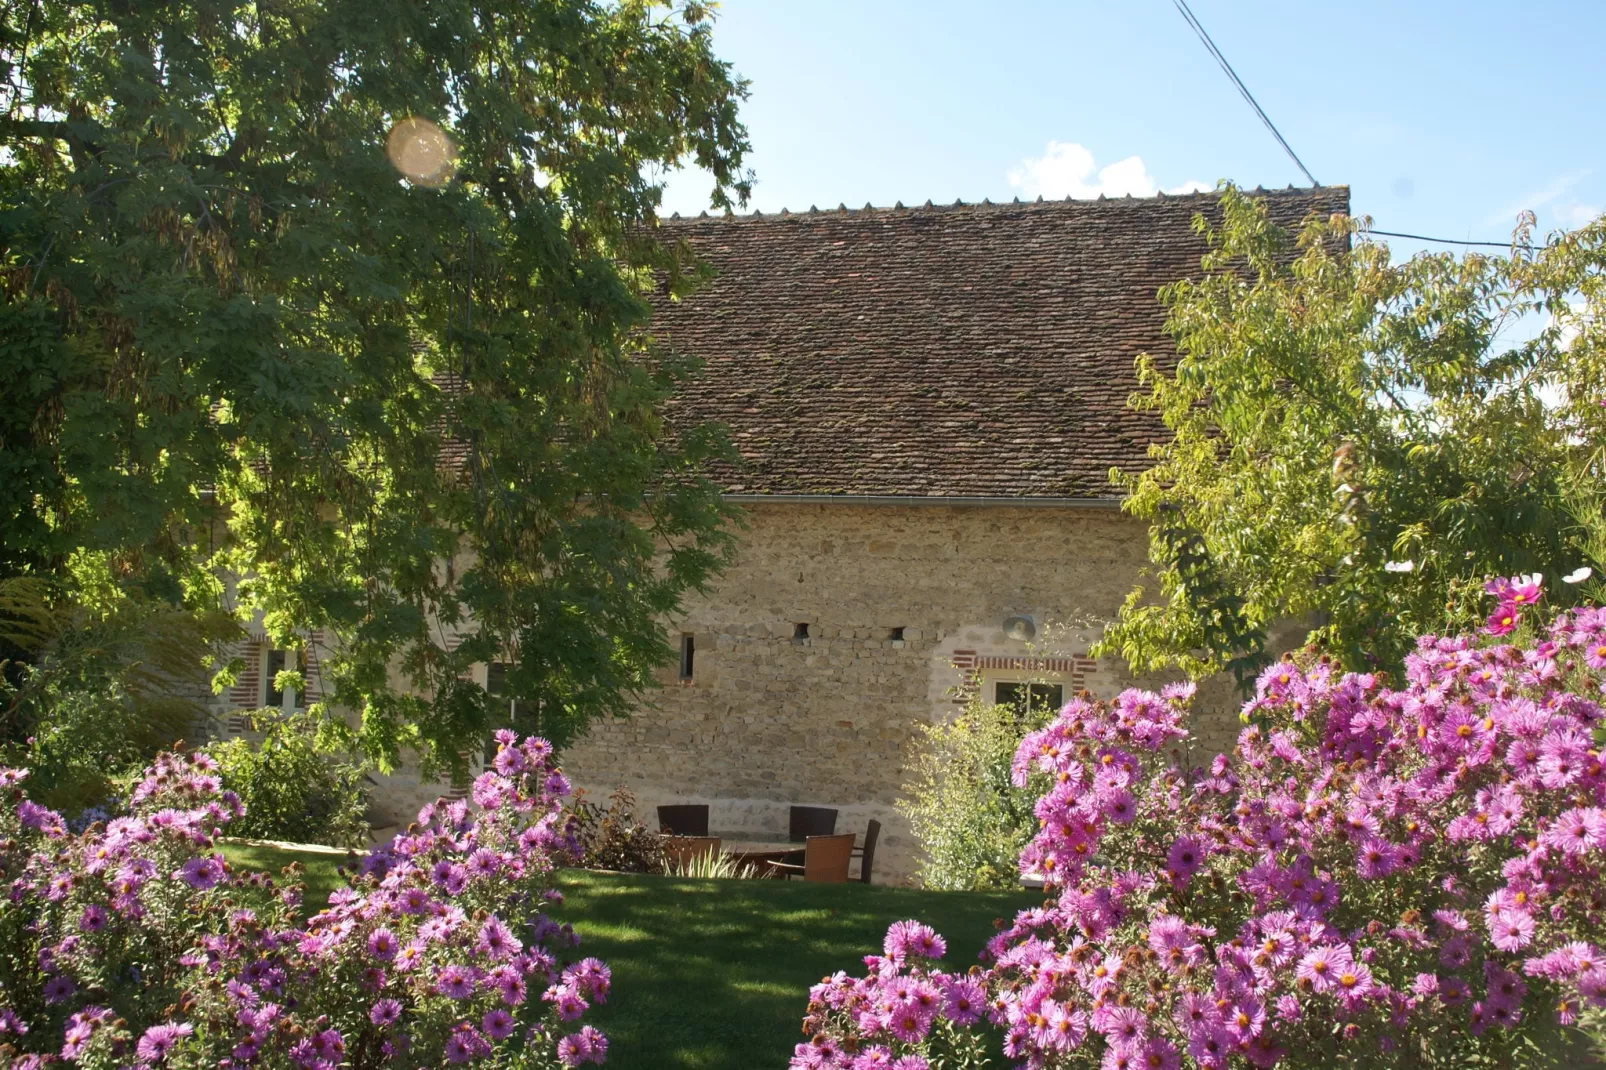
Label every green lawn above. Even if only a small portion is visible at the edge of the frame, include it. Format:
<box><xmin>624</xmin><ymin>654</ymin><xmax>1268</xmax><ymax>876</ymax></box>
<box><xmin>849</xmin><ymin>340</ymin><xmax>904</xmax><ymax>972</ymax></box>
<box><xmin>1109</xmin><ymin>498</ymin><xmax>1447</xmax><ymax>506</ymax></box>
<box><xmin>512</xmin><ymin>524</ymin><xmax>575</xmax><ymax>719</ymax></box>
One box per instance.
<box><xmin>221</xmin><ymin>845</ymin><xmax>1038</xmax><ymax>1069</ymax></box>
<box><xmin>220</xmin><ymin>841</ymin><xmax>352</xmax><ymax>909</ymax></box>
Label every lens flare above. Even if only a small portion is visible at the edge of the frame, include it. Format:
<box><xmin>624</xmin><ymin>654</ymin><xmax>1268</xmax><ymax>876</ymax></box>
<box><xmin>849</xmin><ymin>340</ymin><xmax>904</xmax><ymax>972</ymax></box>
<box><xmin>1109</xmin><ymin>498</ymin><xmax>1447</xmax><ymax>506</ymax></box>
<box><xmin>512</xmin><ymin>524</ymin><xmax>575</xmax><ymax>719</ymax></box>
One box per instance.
<box><xmin>386</xmin><ymin>117</ymin><xmax>456</xmax><ymax>187</ymax></box>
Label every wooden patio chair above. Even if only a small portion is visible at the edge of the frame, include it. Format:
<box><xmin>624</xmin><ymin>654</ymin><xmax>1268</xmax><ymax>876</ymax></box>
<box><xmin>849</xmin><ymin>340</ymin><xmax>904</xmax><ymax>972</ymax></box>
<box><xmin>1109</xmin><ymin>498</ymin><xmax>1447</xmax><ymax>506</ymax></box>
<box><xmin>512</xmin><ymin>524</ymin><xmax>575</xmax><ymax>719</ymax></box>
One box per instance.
<box><xmin>770</xmin><ymin>833</ymin><xmax>855</xmax><ymax>883</ymax></box>
<box><xmin>663</xmin><ymin>836</ymin><xmax>721</xmax><ymax>870</ymax></box>
<box><xmin>657</xmin><ymin>804</ymin><xmax>710</xmax><ymax>837</ymax></box>
<box><xmin>852</xmin><ymin>819</ymin><xmax>881</xmax><ymax>884</ymax></box>
<box><xmin>788</xmin><ymin>805</ymin><xmax>838</xmax><ymax>841</ymax></box>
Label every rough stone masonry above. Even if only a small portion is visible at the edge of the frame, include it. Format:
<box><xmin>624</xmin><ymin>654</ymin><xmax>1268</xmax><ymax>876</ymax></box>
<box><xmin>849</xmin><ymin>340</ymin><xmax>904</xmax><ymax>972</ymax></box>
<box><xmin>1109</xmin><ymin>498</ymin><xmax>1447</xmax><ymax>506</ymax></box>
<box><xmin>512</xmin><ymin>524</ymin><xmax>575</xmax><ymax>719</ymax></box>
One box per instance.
<box><xmin>560</xmin><ymin>501</ymin><xmax>1243</xmax><ymax>883</ymax></box>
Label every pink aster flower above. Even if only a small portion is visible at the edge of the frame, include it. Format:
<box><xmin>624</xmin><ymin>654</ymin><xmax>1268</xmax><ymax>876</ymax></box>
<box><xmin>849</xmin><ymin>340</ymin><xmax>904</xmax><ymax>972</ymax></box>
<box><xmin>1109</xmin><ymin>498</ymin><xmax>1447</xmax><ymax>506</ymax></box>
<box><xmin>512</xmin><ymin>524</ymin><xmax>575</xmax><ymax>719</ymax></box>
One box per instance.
<box><xmin>942</xmin><ymin>977</ymin><xmax>985</xmax><ymax>1025</ymax></box>
<box><xmin>1296</xmin><ymin>944</ymin><xmax>1352</xmax><ymax>993</ymax></box>
<box><xmin>1096</xmin><ymin>1005</ymin><xmax>1149</xmax><ymax>1046</ymax></box>
<box><xmin>369</xmin><ymin>998</ymin><xmax>402</xmax><ymax>1027</ymax></box>
<box><xmin>1579</xmin><ymin>967</ymin><xmax>1606</xmax><ymax>1007</ymax></box>
<box><xmin>1490</xmin><ymin>909</ymin><xmax>1537</xmax><ymax>952</ymax></box>
<box><xmin>367</xmin><ymin>927</ymin><xmax>400</xmax><ymax>960</ymax></box>
<box><xmin>175</xmin><ymin>855</ymin><xmax>225</xmax><ymax>891</ymax></box>
<box><xmin>1355</xmin><ymin>835</ymin><xmax>1403</xmax><ymax>879</ymax></box>
<box><xmin>1333</xmin><ymin>961</ymin><xmax>1377</xmax><ymax>1001</ymax></box>
<box><xmin>436</xmin><ymin>964</ymin><xmax>475</xmax><ymax>999</ymax></box>
<box><xmin>1165</xmin><ymin>837</ymin><xmax>1205</xmax><ymax>882</ymax></box>
<box><xmin>310</xmin><ymin>1028</ymin><xmax>345</xmax><ymax>1061</ymax></box>
<box><xmin>883</xmin><ymin>920</ymin><xmax>945</xmax><ymax>962</ymax></box>
<box><xmin>477</xmin><ymin>915</ymin><xmax>522</xmax><ymax>960</ymax></box>
<box><xmin>1585</xmin><ymin>638</ymin><xmax>1606</xmax><ymax>671</ymax></box>
<box><xmin>444</xmin><ymin>1029</ymin><xmax>478</xmax><ymax>1064</ymax></box>
<box><xmin>135</xmin><ymin>1022</ymin><xmax>193</xmax><ymax>1063</ymax></box>
<box><xmin>394</xmin><ymin>940</ymin><xmax>426</xmax><ymax>972</ymax></box>
<box><xmin>483</xmin><ymin>1007</ymin><xmax>516</xmax><ymax>1040</ymax></box>
<box><xmin>1544</xmin><ymin>808</ymin><xmax>1606</xmax><ymax>855</ymax></box>
<box><xmin>1136</xmin><ymin>1036</ymin><xmax>1182</xmax><ymax>1070</ymax></box>
<box><xmin>1101</xmin><ymin>786</ymin><xmax>1137</xmax><ymax>824</ymax></box>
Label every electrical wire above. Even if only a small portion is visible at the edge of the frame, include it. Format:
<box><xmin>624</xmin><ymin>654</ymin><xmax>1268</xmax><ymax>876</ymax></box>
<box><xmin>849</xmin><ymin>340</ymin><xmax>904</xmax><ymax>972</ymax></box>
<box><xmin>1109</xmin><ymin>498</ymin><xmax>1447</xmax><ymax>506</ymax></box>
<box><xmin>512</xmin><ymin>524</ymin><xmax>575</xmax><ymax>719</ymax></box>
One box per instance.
<box><xmin>1169</xmin><ymin>1</ymin><xmax>1545</xmax><ymax>250</ymax></box>
<box><xmin>1365</xmin><ymin>229</ymin><xmax>1533</xmax><ymax>251</ymax></box>
<box><xmin>1169</xmin><ymin>0</ymin><xmax>1319</xmax><ymax>187</ymax></box>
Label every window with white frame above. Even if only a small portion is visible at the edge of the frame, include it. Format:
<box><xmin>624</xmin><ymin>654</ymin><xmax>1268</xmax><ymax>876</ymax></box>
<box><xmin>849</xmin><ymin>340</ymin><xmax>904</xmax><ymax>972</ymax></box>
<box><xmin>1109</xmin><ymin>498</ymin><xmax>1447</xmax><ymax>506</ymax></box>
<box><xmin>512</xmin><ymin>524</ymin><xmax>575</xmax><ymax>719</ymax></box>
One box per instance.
<box><xmin>262</xmin><ymin>647</ymin><xmax>302</xmax><ymax>710</ymax></box>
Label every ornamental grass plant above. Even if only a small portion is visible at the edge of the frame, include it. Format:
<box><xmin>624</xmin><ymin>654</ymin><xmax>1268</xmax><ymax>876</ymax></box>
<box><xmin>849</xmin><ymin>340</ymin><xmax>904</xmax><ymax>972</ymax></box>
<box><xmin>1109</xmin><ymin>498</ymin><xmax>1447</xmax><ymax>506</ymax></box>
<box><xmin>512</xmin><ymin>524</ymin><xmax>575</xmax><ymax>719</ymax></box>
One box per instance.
<box><xmin>0</xmin><ymin>730</ymin><xmax>610</xmax><ymax>1068</ymax></box>
<box><xmin>794</xmin><ymin>577</ymin><xmax>1606</xmax><ymax>1069</ymax></box>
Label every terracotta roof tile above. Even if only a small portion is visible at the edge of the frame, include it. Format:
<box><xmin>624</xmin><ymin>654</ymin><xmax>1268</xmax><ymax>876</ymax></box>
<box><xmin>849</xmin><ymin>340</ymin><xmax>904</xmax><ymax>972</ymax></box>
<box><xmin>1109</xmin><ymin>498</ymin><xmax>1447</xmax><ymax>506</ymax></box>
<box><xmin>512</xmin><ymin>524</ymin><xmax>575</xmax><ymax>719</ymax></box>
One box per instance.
<box><xmin>655</xmin><ymin>186</ymin><xmax>1349</xmax><ymax>499</ymax></box>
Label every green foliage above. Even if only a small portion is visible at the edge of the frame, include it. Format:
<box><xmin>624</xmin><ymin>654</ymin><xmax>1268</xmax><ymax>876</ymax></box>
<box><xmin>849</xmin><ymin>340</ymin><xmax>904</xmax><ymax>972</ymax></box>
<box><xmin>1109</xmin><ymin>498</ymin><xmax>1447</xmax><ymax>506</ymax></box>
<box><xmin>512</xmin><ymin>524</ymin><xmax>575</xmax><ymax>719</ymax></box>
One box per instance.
<box><xmin>208</xmin><ymin>712</ymin><xmax>371</xmax><ymax>849</ymax></box>
<box><xmin>0</xmin><ymin>0</ymin><xmax>752</xmax><ymax>774</ymax></box>
<box><xmin>0</xmin><ymin>577</ymin><xmax>238</xmax><ymax>813</ymax></box>
<box><xmin>1098</xmin><ymin>185</ymin><xmax>1606</xmax><ymax>684</ymax></box>
<box><xmin>899</xmin><ymin>699</ymin><xmax>1048</xmax><ymax>891</ymax></box>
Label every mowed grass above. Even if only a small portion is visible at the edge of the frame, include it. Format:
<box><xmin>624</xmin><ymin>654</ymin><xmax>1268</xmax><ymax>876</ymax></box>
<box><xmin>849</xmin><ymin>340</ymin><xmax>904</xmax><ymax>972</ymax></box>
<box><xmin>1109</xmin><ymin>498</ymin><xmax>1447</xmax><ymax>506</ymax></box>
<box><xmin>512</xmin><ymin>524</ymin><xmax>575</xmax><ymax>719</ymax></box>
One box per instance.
<box><xmin>221</xmin><ymin>844</ymin><xmax>1039</xmax><ymax>1070</ymax></box>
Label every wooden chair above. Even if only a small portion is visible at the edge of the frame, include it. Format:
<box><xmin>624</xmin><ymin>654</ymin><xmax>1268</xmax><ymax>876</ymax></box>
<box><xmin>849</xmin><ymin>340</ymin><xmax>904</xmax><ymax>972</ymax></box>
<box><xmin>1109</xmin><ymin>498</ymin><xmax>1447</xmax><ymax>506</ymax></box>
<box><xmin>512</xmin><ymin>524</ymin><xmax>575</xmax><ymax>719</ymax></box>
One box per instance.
<box><xmin>771</xmin><ymin>833</ymin><xmax>855</xmax><ymax>883</ymax></box>
<box><xmin>852</xmin><ymin>819</ymin><xmax>881</xmax><ymax>884</ymax></box>
<box><xmin>657</xmin><ymin>804</ymin><xmax>709</xmax><ymax>837</ymax></box>
<box><xmin>788</xmin><ymin>805</ymin><xmax>838</xmax><ymax>841</ymax></box>
<box><xmin>663</xmin><ymin>836</ymin><xmax>721</xmax><ymax>870</ymax></box>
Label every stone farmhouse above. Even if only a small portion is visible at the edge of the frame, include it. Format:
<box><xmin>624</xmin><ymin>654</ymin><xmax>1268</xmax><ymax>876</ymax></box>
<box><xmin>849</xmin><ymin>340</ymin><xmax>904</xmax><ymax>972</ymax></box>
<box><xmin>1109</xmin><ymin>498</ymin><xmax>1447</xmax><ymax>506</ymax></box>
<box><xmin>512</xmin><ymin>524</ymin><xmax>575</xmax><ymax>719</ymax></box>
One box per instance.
<box><xmin>215</xmin><ymin>185</ymin><xmax>1348</xmax><ymax>882</ymax></box>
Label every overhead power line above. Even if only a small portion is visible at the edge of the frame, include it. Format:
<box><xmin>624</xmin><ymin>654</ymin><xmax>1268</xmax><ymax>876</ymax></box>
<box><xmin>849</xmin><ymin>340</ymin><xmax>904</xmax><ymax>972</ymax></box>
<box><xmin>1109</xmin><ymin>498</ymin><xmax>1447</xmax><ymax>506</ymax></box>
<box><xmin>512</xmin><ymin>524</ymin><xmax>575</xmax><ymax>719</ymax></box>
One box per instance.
<box><xmin>1169</xmin><ymin>2</ymin><xmax>1543</xmax><ymax>250</ymax></box>
<box><xmin>1365</xmin><ymin>228</ymin><xmax>1534</xmax><ymax>251</ymax></box>
<box><xmin>1169</xmin><ymin>0</ymin><xmax>1319</xmax><ymax>187</ymax></box>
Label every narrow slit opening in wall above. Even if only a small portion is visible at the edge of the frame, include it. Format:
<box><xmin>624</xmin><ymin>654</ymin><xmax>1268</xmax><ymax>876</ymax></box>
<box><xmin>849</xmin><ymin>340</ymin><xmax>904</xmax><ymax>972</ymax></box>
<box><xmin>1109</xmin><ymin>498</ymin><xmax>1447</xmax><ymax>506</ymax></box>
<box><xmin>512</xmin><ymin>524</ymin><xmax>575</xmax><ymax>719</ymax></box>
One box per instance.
<box><xmin>888</xmin><ymin>627</ymin><xmax>905</xmax><ymax>641</ymax></box>
<box><xmin>793</xmin><ymin>622</ymin><xmax>810</xmax><ymax>640</ymax></box>
<box><xmin>679</xmin><ymin>634</ymin><xmax>695</xmax><ymax>679</ymax></box>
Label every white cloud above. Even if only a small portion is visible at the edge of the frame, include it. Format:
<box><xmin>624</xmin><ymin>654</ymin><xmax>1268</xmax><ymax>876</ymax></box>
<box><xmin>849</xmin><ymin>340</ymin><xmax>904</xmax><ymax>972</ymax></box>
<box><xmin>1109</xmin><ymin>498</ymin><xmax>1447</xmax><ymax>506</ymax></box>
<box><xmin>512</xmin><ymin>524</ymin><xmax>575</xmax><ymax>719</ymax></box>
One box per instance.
<box><xmin>1481</xmin><ymin>169</ymin><xmax>1591</xmax><ymax>229</ymax></box>
<box><xmin>1007</xmin><ymin>141</ymin><xmax>1209</xmax><ymax>201</ymax></box>
<box><xmin>1563</xmin><ymin>201</ymin><xmax>1602</xmax><ymax>228</ymax></box>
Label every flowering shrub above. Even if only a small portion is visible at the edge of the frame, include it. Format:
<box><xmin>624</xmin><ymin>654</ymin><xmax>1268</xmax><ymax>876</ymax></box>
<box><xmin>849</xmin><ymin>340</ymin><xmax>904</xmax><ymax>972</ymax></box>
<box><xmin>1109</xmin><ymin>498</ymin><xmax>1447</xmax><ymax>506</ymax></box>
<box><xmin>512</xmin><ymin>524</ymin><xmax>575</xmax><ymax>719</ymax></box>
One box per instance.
<box><xmin>794</xmin><ymin>578</ymin><xmax>1606</xmax><ymax>1068</ymax></box>
<box><xmin>209</xmin><ymin>711</ymin><xmax>372</xmax><ymax>849</ymax></box>
<box><xmin>899</xmin><ymin>698</ymin><xmax>1053</xmax><ymax>892</ymax></box>
<box><xmin>0</xmin><ymin>729</ymin><xmax>610</xmax><ymax>1068</ymax></box>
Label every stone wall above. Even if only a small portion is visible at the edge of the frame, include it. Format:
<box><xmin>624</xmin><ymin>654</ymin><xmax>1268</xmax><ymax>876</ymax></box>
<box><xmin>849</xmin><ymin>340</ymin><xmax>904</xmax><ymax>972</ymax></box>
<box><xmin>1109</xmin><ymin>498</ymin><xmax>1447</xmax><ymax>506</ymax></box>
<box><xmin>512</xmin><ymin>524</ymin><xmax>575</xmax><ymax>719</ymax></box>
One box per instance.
<box><xmin>560</xmin><ymin>501</ymin><xmax>1243</xmax><ymax>884</ymax></box>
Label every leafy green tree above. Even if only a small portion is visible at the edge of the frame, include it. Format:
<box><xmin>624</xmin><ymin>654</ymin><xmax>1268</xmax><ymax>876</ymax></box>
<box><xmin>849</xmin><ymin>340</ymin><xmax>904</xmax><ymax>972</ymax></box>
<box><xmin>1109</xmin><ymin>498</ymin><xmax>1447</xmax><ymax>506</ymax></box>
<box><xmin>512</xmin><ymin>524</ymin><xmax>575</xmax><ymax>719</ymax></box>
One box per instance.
<box><xmin>0</xmin><ymin>0</ymin><xmax>751</xmax><ymax>773</ymax></box>
<box><xmin>1097</xmin><ymin>185</ymin><xmax>1606</xmax><ymax>687</ymax></box>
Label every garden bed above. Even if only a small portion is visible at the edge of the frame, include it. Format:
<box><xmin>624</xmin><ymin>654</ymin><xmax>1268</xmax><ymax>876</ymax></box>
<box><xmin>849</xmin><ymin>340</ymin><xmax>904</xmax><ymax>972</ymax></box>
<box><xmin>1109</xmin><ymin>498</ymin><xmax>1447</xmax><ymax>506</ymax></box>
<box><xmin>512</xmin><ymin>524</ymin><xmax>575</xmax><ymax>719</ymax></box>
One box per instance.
<box><xmin>220</xmin><ymin>844</ymin><xmax>1038</xmax><ymax>1069</ymax></box>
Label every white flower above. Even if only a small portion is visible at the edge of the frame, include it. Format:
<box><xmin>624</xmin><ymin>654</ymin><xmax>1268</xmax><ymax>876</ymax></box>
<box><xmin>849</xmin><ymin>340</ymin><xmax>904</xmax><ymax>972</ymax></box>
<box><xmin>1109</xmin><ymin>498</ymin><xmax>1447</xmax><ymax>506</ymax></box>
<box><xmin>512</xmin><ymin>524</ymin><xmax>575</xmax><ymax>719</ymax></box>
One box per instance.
<box><xmin>1563</xmin><ymin>567</ymin><xmax>1594</xmax><ymax>584</ymax></box>
<box><xmin>1516</xmin><ymin>571</ymin><xmax>1543</xmax><ymax>587</ymax></box>
<box><xmin>1383</xmin><ymin>560</ymin><xmax>1414</xmax><ymax>574</ymax></box>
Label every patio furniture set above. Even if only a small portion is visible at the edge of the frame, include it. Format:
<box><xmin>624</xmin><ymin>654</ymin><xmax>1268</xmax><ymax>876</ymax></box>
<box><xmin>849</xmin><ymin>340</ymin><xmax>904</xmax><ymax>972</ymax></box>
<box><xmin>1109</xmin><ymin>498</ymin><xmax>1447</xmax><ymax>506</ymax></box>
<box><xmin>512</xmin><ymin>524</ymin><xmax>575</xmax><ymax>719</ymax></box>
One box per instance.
<box><xmin>656</xmin><ymin>804</ymin><xmax>880</xmax><ymax>883</ymax></box>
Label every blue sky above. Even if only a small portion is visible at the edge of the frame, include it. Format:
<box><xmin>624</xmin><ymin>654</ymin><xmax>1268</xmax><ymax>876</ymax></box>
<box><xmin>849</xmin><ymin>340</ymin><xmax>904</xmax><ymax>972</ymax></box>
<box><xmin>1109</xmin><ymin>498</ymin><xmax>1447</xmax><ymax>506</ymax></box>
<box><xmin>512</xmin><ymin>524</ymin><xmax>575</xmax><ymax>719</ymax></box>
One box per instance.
<box><xmin>660</xmin><ymin>0</ymin><xmax>1604</xmax><ymax>259</ymax></box>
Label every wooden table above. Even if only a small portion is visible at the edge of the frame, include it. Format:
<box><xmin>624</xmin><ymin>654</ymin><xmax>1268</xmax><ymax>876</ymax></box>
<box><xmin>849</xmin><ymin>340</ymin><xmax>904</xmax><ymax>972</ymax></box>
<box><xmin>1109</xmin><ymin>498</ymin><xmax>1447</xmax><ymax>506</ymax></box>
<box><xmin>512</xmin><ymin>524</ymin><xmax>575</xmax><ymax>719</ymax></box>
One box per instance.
<box><xmin>713</xmin><ymin>835</ymin><xmax>802</xmax><ymax>878</ymax></box>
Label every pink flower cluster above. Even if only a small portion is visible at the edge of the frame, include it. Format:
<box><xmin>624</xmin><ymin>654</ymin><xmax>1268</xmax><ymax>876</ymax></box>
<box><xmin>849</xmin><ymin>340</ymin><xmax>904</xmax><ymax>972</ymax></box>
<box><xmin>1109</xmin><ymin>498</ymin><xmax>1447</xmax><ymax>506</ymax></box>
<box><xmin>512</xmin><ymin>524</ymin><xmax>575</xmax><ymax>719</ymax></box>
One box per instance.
<box><xmin>795</xmin><ymin>580</ymin><xmax>1606</xmax><ymax>1068</ymax></box>
<box><xmin>0</xmin><ymin>731</ymin><xmax>608</xmax><ymax>1069</ymax></box>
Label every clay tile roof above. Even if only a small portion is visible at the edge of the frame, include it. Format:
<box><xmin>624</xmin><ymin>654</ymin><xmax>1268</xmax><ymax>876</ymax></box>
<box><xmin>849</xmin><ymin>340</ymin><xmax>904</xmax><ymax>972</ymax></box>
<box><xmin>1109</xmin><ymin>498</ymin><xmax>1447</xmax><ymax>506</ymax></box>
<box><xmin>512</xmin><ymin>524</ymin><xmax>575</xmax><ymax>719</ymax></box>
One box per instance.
<box><xmin>655</xmin><ymin>186</ymin><xmax>1349</xmax><ymax>500</ymax></box>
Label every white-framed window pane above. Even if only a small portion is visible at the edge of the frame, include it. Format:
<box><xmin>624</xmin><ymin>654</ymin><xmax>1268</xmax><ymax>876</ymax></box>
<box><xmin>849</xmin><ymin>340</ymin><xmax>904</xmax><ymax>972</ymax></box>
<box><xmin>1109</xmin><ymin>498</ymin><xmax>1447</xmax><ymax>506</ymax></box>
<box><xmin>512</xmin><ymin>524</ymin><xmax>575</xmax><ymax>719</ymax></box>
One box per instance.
<box><xmin>264</xmin><ymin>648</ymin><xmax>298</xmax><ymax>709</ymax></box>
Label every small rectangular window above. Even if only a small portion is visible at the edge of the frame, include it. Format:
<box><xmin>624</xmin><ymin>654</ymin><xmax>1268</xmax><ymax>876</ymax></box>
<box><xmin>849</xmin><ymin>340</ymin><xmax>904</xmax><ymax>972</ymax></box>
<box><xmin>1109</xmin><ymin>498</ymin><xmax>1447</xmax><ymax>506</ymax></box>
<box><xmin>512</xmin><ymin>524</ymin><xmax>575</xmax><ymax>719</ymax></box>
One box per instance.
<box><xmin>264</xmin><ymin>648</ymin><xmax>297</xmax><ymax>709</ymax></box>
<box><xmin>488</xmin><ymin>661</ymin><xmax>516</xmax><ymax>720</ymax></box>
<box><xmin>679</xmin><ymin>634</ymin><xmax>695</xmax><ymax>679</ymax></box>
<box><xmin>995</xmin><ymin>682</ymin><xmax>1063</xmax><ymax>717</ymax></box>
<box><xmin>889</xmin><ymin>627</ymin><xmax>905</xmax><ymax>641</ymax></box>
<box><xmin>793</xmin><ymin>622</ymin><xmax>810</xmax><ymax>640</ymax></box>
